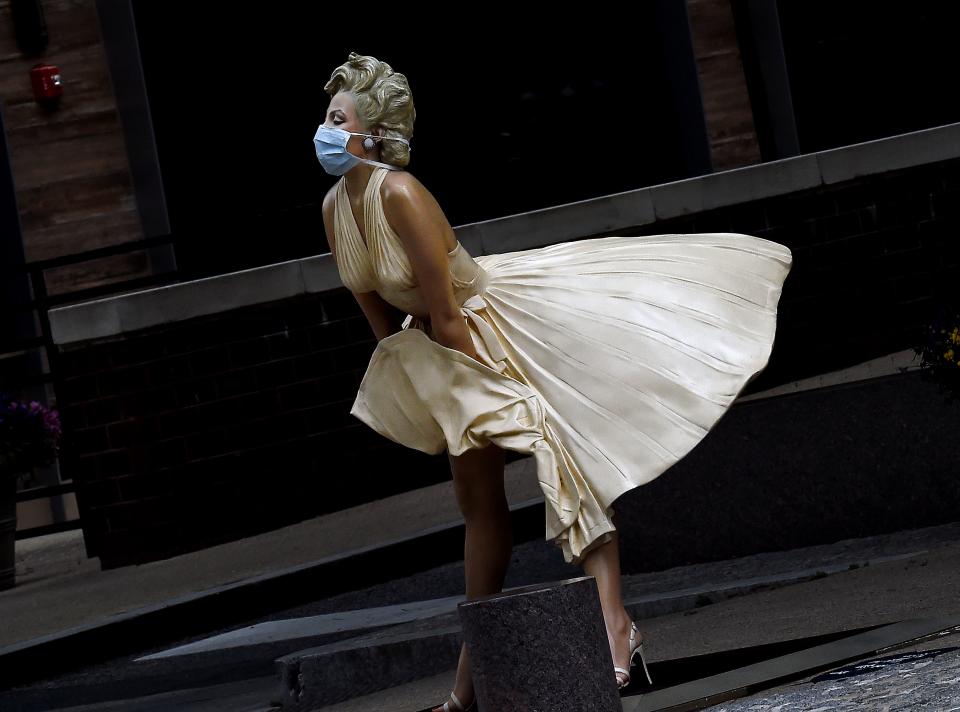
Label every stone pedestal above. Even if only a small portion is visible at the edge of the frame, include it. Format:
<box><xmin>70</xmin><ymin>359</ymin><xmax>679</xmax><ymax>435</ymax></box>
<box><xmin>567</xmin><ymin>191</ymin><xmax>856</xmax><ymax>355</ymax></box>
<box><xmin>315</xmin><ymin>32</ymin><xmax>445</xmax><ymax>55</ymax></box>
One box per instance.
<box><xmin>457</xmin><ymin>576</ymin><xmax>623</xmax><ymax>712</ymax></box>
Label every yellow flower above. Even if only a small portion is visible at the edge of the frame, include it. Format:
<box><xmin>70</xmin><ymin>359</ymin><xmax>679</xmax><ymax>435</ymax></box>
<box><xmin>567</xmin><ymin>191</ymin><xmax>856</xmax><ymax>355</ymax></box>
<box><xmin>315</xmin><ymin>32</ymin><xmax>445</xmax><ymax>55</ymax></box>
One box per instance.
<box><xmin>946</xmin><ymin>349</ymin><xmax>956</xmax><ymax>362</ymax></box>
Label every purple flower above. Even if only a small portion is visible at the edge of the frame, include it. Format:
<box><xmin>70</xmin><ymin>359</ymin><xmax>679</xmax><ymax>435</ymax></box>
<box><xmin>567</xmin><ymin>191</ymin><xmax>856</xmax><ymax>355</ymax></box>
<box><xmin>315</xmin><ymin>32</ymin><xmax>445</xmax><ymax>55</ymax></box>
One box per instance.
<box><xmin>0</xmin><ymin>395</ymin><xmax>62</xmax><ymax>470</ymax></box>
<box><xmin>43</xmin><ymin>409</ymin><xmax>62</xmax><ymax>437</ymax></box>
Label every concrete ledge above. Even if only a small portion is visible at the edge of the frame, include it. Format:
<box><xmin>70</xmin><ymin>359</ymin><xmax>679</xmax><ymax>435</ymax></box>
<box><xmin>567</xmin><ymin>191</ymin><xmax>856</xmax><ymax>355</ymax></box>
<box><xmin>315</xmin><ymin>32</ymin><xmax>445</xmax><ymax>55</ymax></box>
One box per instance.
<box><xmin>817</xmin><ymin>121</ymin><xmax>960</xmax><ymax>185</ymax></box>
<box><xmin>736</xmin><ymin>348</ymin><xmax>922</xmax><ymax>403</ymax></box>
<box><xmin>49</xmin><ymin>121</ymin><xmax>960</xmax><ymax>345</ymax></box>
<box><xmin>50</xmin><ymin>260</ymin><xmax>307</xmax><ymax>345</ymax></box>
<box><xmin>651</xmin><ymin>154</ymin><xmax>822</xmax><ymax>220</ymax></box>
<box><xmin>455</xmin><ymin>187</ymin><xmax>657</xmax><ymax>255</ymax></box>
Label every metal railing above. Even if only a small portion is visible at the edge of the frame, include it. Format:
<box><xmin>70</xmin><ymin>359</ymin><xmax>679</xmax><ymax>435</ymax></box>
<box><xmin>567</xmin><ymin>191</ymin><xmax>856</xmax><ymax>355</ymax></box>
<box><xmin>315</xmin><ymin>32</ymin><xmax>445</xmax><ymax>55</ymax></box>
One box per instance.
<box><xmin>3</xmin><ymin>235</ymin><xmax>178</xmax><ymax>538</ymax></box>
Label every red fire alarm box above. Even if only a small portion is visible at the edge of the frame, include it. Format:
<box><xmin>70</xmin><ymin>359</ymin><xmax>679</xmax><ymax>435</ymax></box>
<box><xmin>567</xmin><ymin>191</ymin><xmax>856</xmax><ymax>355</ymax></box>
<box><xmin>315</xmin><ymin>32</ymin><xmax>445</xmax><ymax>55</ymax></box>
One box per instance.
<box><xmin>30</xmin><ymin>63</ymin><xmax>62</xmax><ymax>106</ymax></box>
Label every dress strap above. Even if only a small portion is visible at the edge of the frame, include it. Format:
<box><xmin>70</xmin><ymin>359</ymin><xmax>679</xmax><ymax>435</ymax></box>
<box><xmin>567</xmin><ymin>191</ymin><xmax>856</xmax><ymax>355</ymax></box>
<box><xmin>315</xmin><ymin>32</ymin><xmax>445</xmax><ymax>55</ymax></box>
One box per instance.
<box><xmin>333</xmin><ymin>178</ymin><xmax>377</xmax><ymax>292</ymax></box>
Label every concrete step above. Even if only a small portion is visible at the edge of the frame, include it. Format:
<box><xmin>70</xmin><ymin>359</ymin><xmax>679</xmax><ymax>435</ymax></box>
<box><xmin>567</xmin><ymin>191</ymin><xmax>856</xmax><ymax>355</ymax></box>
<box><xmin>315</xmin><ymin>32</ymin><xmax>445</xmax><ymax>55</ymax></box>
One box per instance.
<box><xmin>270</xmin><ymin>549</ymin><xmax>929</xmax><ymax>709</ymax></box>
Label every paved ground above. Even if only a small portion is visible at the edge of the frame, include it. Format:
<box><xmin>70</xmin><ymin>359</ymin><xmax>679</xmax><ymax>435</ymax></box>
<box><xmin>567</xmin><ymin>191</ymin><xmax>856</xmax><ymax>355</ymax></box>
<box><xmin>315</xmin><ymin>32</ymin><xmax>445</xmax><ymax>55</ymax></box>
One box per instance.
<box><xmin>1</xmin><ymin>456</ymin><xmax>543</xmax><ymax>649</ymax></box>
<box><xmin>4</xmin><ymin>522</ymin><xmax>958</xmax><ymax>710</ymax></box>
<box><xmin>308</xmin><ymin>529</ymin><xmax>960</xmax><ymax>711</ymax></box>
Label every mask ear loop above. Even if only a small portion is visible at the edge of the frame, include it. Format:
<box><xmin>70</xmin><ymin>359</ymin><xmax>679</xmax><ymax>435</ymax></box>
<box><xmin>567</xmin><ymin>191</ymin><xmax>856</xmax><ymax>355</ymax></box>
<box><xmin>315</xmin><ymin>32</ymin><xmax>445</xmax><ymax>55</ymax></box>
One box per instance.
<box><xmin>314</xmin><ymin>125</ymin><xmax>412</xmax><ymax>149</ymax></box>
<box><xmin>356</xmin><ymin>132</ymin><xmax>412</xmax><ymax>171</ymax></box>
<box><xmin>350</xmin><ymin>131</ymin><xmax>412</xmax><ymax>150</ymax></box>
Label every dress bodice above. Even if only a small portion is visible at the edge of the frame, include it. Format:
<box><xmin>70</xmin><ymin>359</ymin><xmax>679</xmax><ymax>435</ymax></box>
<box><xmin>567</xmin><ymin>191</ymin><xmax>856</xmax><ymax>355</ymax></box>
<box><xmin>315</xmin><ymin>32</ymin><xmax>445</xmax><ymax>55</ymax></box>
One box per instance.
<box><xmin>332</xmin><ymin>167</ymin><xmax>487</xmax><ymax>318</ymax></box>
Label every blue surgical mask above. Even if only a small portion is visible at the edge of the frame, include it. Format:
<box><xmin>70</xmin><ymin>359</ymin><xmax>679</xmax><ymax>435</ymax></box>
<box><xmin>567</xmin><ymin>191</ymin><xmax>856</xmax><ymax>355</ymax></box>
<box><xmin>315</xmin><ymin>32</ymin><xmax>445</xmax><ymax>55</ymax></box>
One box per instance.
<box><xmin>313</xmin><ymin>125</ymin><xmax>411</xmax><ymax>176</ymax></box>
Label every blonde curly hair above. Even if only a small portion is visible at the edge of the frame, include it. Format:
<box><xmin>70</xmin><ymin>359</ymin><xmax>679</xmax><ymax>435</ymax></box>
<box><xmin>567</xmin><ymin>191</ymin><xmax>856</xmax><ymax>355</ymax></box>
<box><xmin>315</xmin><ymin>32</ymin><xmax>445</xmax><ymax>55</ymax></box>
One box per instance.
<box><xmin>324</xmin><ymin>52</ymin><xmax>416</xmax><ymax>168</ymax></box>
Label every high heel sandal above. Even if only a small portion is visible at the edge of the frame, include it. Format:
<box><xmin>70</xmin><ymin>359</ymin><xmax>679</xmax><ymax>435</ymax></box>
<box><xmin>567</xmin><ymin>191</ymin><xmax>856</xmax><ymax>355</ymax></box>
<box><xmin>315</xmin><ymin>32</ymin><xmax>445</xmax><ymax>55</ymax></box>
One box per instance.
<box><xmin>614</xmin><ymin>621</ymin><xmax>654</xmax><ymax>689</ymax></box>
<box><xmin>435</xmin><ymin>690</ymin><xmax>476</xmax><ymax>712</ymax></box>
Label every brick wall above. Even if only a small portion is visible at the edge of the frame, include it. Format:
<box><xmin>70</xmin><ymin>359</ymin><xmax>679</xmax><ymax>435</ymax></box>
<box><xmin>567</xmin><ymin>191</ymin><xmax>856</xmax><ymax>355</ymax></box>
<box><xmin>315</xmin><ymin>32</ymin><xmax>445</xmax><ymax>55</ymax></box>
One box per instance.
<box><xmin>58</xmin><ymin>290</ymin><xmax>452</xmax><ymax>568</ymax></box>
<box><xmin>625</xmin><ymin>158</ymin><xmax>960</xmax><ymax>390</ymax></box>
<box><xmin>57</xmin><ymin>155</ymin><xmax>960</xmax><ymax>569</ymax></box>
